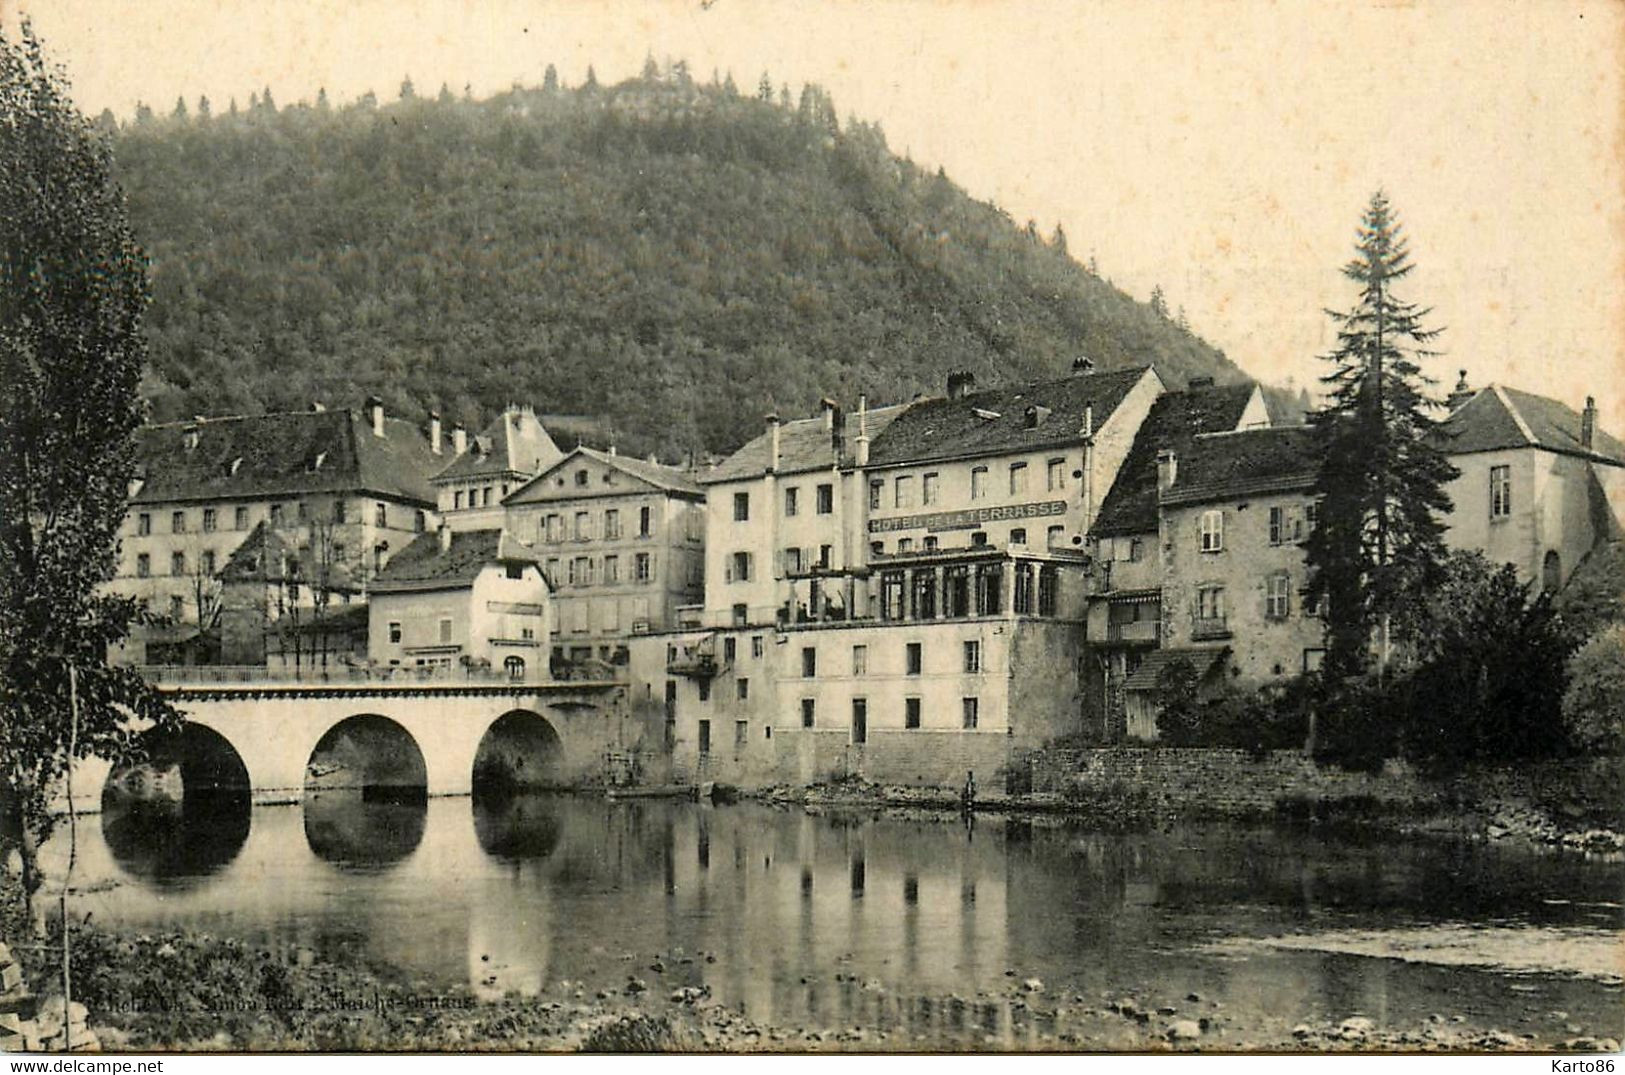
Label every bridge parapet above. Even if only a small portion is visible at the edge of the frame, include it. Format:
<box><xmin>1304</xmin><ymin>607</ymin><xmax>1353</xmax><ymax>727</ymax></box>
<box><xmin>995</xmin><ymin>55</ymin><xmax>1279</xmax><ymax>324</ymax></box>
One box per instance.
<box><xmin>138</xmin><ymin>663</ymin><xmax>552</xmax><ymax>689</ymax></box>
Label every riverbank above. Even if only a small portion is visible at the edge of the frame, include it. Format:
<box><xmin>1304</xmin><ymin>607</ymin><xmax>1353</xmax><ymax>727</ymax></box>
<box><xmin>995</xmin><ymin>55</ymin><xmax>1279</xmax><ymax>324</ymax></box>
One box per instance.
<box><xmin>2</xmin><ymin>919</ymin><xmax>1618</xmax><ymax>1053</ymax></box>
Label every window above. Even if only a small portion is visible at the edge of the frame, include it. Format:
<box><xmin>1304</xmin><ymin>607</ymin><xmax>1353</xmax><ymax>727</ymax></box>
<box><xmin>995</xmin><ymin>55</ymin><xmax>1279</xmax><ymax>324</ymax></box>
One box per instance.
<box><xmin>201</xmin><ymin>550</ymin><xmax>216</xmax><ymax>575</ymax></box>
<box><xmin>574</xmin><ymin>511</ymin><xmax>591</xmax><ymax>541</ymax></box>
<box><xmin>234</xmin><ymin>506</ymin><xmax>249</xmax><ymax>530</ymax></box>
<box><xmin>454</xmin><ymin>490</ymin><xmax>464</xmax><ymax>510</ymax></box>
<box><xmin>869</xmin><ymin>480</ymin><xmax>883</xmax><ymax>510</ymax></box>
<box><xmin>1200</xmin><ymin>510</ymin><xmax>1224</xmax><ymax>552</ymax></box>
<box><xmin>737</xmin><ymin>678</ymin><xmax>749</xmax><ymax>701</ymax></box>
<box><xmin>604</xmin><ymin>555</ymin><xmax>619</xmax><ymax>583</ymax></box>
<box><xmin>870</xmin><ymin>540</ymin><xmax>884</xmax><ymax>557</ymax></box>
<box><xmin>734</xmin><ymin>720</ymin><xmax>748</xmax><ymax>747</ymax></box>
<box><xmin>963</xmin><ymin>640</ymin><xmax>981</xmax><ymax>673</ymax></box>
<box><xmin>1266</xmin><ymin>573</ymin><xmax>1291</xmax><ymax>620</ymax></box>
<box><xmin>924</xmin><ymin>536</ymin><xmax>939</xmax><ymax>551</ymax></box>
<box><xmin>817</xmin><ymin>483</ymin><xmax>834</xmax><ymax>514</ymax></box>
<box><xmin>1269</xmin><ymin>505</ymin><xmax>1304</xmax><ymax>545</ymax></box>
<box><xmin>505</xmin><ymin>656</ymin><xmax>526</xmax><ymax>681</ymax></box>
<box><xmin>171</xmin><ymin>511</ymin><xmax>186</xmax><ymax>533</ymax></box>
<box><xmin>1009</xmin><ymin>462</ymin><xmax>1029</xmax><ymax>495</ymax></box>
<box><xmin>1305</xmin><ymin>501</ymin><xmax>1320</xmax><ymax>533</ymax></box>
<box><xmin>1047</xmin><ymin>525</ymin><xmax>1065</xmax><ymax>549</ymax></box>
<box><xmin>1046</xmin><ymin>458</ymin><xmax>1066</xmax><ymax>491</ymax></box>
<box><xmin>1129</xmin><ymin>537</ymin><xmax>1145</xmax><ymax>562</ymax></box>
<box><xmin>970</xmin><ymin>466</ymin><xmax>988</xmax><ymax>500</ymax></box>
<box><xmin>574</xmin><ymin>556</ymin><xmax>592</xmax><ymax>586</ymax></box>
<box><xmin>567</xmin><ymin>559</ymin><xmax>579</xmax><ymax>586</ymax></box>
<box><xmin>639</xmin><ymin>505</ymin><xmax>653</xmax><ymax>536</ymax></box>
<box><xmin>905</xmin><ymin>697</ymin><xmax>921</xmax><ymax>729</ymax></box>
<box><xmin>784</xmin><ymin>486</ymin><xmax>799</xmax><ymax>517</ymax></box>
<box><xmin>752</xmin><ymin>635</ymin><xmax>764</xmax><ymax>659</ymax></box>
<box><xmin>137</xmin><ymin>513</ymin><xmax>151</xmax><ymax>536</ymax></box>
<box><xmin>971</xmin><ymin>531</ymin><xmax>989</xmax><ymax>547</ymax></box>
<box><xmin>1197</xmin><ymin>585</ymin><xmax>1225</xmax><ymax>620</ymax></box>
<box><xmin>483</xmin><ymin>486</ymin><xmax>494</xmax><ymax>507</ymax></box>
<box><xmin>1303</xmin><ymin>648</ymin><xmax>1326</xmax><ymax>673</ymax></box>
<box><xmin>733</xmin><ymin>492</ymin><xmax>750</xmax><ymax>522</ymax></box>
<box><xmin>698</xmin><ymin>720</ymin><xmax>711</xmax><ymax>755</ymax></box>
<box><xmin>881</xmin><ymin>571</ymin><xmax>906</xmax><ymax>620</ymax></box>
<box><xmin>375</xmin><ymin>502</ymin><xmax>388</xmax><ymax>527</ymax></box>
<box><xmin>818</xmin><ymin>544</ymin><xmax>832</xmax><ymax>568</ymax></box>
<box><xmin>136</xmin><ymin>553</ymin><xmax>150</xmax><ymax>578</ymax></box>
<box><xmin>1038</xmin><ymin>565</ymin><xmax>1058</xmax><ymax>616</ymax></box>
<box><xmin>897</xmin><ymin>538</ymin><xmax>913</xmax><ymax>554</ymax></box>
<box><xmin>604</xmin><ymin>509</ymin><xmax>621</xmax><ymax>539</ymax></box>
<box><xmin>905</xmin><ymin>642</ymin><xmax>922</xmax><ymax>675</ymax></box>
<box><xmin>852</xmin><ymin>644</ymin><xmax>868</xmax><ymax>675</ymax></box>
<box><xmin>894</xmin><ymin>476</ymin><xmax>915</xmax><ymax>509</ymax></box>
<box><xmin>921</xmin><ymin>473</ymin><xmax>940</xmax><ymax>506</ymax></box>
<box><xmin>1013</xmin><ymin>562</ymin><xmax>1035</xmax><ymax>613</ymax></box>
<box><xmin>438</xmin><ymin>617</ymin><xmax>453</xmax><ymax>644</ymax></box>
<box><xmin>784</xmin><ymin>547</ymin><xmax>802</xmax><ymax>574</ymax></box>
<box><xmin>169</xmin><ymin>595</ymin><xmax>185</xmax><ymax>621</ymax></box>
<box><xmin>636</xmin><ymin>551</ymin><xmax>654</xmax><ymax>581</ymax></box>
<box><xmin>852</xmin><ymin>698</ymin><xmax>867</xmax><ymax>744</ymax></box>
<box><xmin>801</xmin><ymin>646</ymin><xmax>817</xmax><ymax>677</ymax></box>
<box><xmin>961</xmin><ymin>697</ymin><xmax>980</xmax><ymax>730</ymax></box>
<box><xmin>506</xmin><ymin>562</ymin><xmax>524</xmax><ymax>580</ymax></box>
<box><xmin>1010</xmin><ymin>527</ymin><xmax>1027</xmax><ymax>545</ymax></box>
<box><xmin>575</xmin><ymin>468</ymin><xmax>589</xmax><ymax>487</ymax></box>
<box><xmin>373</xmin><ymin>543</ymin><xmax>386</xmax><ymax>573</ymax></box>
<box><xmin>544</xmin><ymin>558</ymin><xmax>560</xmax><ymax>586</ymax></box>
<box><xmin>732</xmin><ymin>603</ymin><xmax>748</xmax><ymax>627</ymax></box>
<box><xmin>171</xmin><ymin>551</ymin><xmax>186</xmax><ymax>576</ymax></box>
<box><xmin>1490</xmin><ymin>465</ymin><xmax>1512</xmax><ymax>519</ymax></box>
<box><xmin>297</xmin><ymin>501</ymin><xmax>309</xmax><ymax>522</ymax></box>
<box><xmin>728</xmin><ymin>551</ymin><xmax>750</xmax><ymax>582</ymax></box>
<box><xmin>269</xmin><ymin>503</ymin><xmax>284</xmax><ymax>528</ymax></box>
<box><xmin>388</xmin><ymin>621</ymin><xmax>402</xmax><ymax>644</ymax></box>
<box><xmin>697</xmin><ymin>677</ymin><xmax>710</xmax><ymax>700</ymax></box>
<box><xmin>202</xmin><ymin>508</ymin><xmax>217</xmax><ymax>532</ymax></box>
<box><xmin>801</xmin><ymin>698</ymin><xmax>815</xmax><ymax>728</ymax></box>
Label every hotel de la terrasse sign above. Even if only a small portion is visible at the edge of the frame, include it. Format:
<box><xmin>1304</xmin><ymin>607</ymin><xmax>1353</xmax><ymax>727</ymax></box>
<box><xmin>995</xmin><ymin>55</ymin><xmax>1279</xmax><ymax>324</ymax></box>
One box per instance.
<box><xmin>867</xmin><ymin>500</ymin><xmax>1067</xmax><ymax>534</ymax></box>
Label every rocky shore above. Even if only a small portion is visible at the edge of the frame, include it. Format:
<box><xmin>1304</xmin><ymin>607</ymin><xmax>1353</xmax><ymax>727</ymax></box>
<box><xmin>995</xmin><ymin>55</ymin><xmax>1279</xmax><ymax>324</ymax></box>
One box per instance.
<box><xmin>2</xmin><ymin>918</ymin><xmax>1618</xmax><ymax>1054</ymax></box>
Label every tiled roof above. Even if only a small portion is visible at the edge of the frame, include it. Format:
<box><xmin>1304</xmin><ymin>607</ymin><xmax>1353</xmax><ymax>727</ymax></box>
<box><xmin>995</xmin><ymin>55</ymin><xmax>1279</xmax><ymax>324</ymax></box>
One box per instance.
<box><xmin>703</xmin><ymin>403</ymin><xmax>910</xmax><ymax>484</ymax></box>
<box><xmin>219</xmin><ymin>521</ymin><xmax>287</xmax><ymax>582</ymax></box>
<box><xmin>505</xmin><ymin>446</ymin><xmax>704</xmax><ymax>503</ymax></box>
<box><xmin>1092</xmin><ymin>383</ymin><xmax>1263</xmax><ymax>537</ymax></box>
<box><xmin>1123</xmin><ymin>646</ymin><xmax>1229</xmax><ymax>692</ymax></box>
<box><xmin>133</xmin><ymin>408</ymin><xmax>445</xmax><ymax>507</ymax></box>
<box><xmin>1440</xmin><ymin>386</ymin><xmax>1625</xmax><ymax>466</ymax></box>
<box><xmin>1159</xmin><ymin>425</ymin><xmax>1318</xmax><ymax>508</ymax></box>
<box><xmin>433</xmin><ymin>407</ymin><xmax>562</xmax><ymax>482</ymax></box>
<box><xmin>371</xmin><ymin>528</ymin><xmax>541</xmax><ymax>592</ymax></box>
<box><xmin>866</xmin><ymin>366</ymin><xmax>1156</xmax><ymax>468</ymax></box>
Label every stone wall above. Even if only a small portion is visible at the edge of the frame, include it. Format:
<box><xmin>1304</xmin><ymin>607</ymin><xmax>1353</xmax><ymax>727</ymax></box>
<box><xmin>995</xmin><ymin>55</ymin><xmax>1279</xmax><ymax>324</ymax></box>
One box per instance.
<box><xmin>1024</xmin><ymin>746</ymin><xmax>1625</xmax><ymax>824</ymax></box>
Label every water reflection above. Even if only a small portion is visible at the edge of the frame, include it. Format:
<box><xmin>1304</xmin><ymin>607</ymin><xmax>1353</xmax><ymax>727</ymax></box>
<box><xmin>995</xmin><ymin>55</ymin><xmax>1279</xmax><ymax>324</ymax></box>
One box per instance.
<box><xmin>99</xmin><ymin>790</ymin><xmax>250</xmax><ymax>887</ymax></box>
<box><xmin>472</xmin><ymin>790</ymin><xmax>563</xmax><ymax>860</ymax></box>
<box><xmin>303</xmin><ymin>789</ymin><xmax>426</xmax><ymax>869</ymax></box>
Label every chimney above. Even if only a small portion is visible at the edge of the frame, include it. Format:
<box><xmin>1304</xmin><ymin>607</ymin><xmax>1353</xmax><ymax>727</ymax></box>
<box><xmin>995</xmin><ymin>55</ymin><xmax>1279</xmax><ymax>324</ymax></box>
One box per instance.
<box><xmin>181</xmin><ymin>425</ymin><xmax>200</xmax><ymax>452</ymax></box>
<box><xmin>1581</xmin><ymin>396</ymin><xmax>1596</xmax><ymax>450</ymax></box>
<box><xmin>429</xmin><ymin>411</ymin><xmax>442</xmax><ymax>454</ymax></box>
<box><xmin>855</xmin><ymin>394</ymin><xmax>870</xmax><ymax>466</ymax></box>
<box><xmin>1072</xmin><ymin>356</ymin><xmax>1095</xmax><ymax>375</ymax></box>
<box><xmin>1446</xmin><ymin>369</ymin><xmax>1474</xmax><ymax>411</ymax></box>
<box><xmin>947</xmin><ymin>371</ymin><xmax>977</xmax><ymax>400</ymax></box>
<box><xmin>766</xmin><ymin>413</ymin><xmax>781</xmax><ymax>473</ymax></box>
<box><xmin>1156</xmin><ymin>448</ymin><xmax>1178</xmax><ymax>493</ymax></box>
<box><xmin>1084</xmin><ymin>404</ymin><xmax>1094</xmax><ymax>439</ymax></box>
<box><xmin>608</xmin><ymin>443</ymin><xmax>617</xmax><ymax>456</ymax></box>
<box><xmin>821</xmin><ymin>397</ymin><xmax>838</xmax><ymax>430</ymax></box>
<box><xmin>438</xmin><ymin>522</ymin><xmax>453</xmax><ymax>552</ymax></box>
<box><xmin>452</xmin><ymin>421</ymin><xmax>467</xmax><ymax>456</ymax></box>
<box><xmin>365</xmin><ymin>395</ymin><xmax>385</xmax><ymax>438</ymax></box>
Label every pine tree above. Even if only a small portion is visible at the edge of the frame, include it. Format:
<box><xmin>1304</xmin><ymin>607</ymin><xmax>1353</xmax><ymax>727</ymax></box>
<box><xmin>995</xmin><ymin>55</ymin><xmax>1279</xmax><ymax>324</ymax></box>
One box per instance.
<box><xmin>399</xmin><ymin>75</ymin><xmax>415</xmax><ymax>101</ymax></box>
<box><xmin>757</xmin><ymin>72</ymin><xmax>773</xmax><ymax>102</ymax></box>
<box><xmin>0</xmin><ymin>19</ymin><xmax>180</xmax><ymax>927</ymax></box>
<box><xmin>1305</xmin><ymin>190</ymin><xmax>1458</xmax><ymax>677</ymax></box>
<box><xmin>196</xmin><ymin>95</ymin><xmax>211</xmax><ymax>120</ymax></box>
<box><xmin>583</xmin><ymin>66</ymin><xmax>598</xmax><ymax>92</ymax></box>
<box><xmin>1149</xmin><ymin>284</ymin><xmax>1168</xmax><ymax>317</ymax></box>
<box><xmin>641</xmin><ymin>54</ymin><xmax>660</xmax><ymax>81</ymax></box>
<box><xmin>542</xmin><ymin>63</ymin><xmax>559</xmax><ymax>94</ymax></box>
<box><xmin>172</xmin><ymin>95</ymin><xmax>187</xmax><ymax>120</ymax></box>
<box><xmin>1050</xmin><ymin>222</ymin><xmax>1067</xmax><ymax>255</ymax></box>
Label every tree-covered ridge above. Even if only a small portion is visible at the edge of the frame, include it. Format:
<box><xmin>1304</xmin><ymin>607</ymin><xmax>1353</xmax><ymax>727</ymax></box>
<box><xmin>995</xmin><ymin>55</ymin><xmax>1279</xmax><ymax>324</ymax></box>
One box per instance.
<box><xmin>112</xmin><ymin>64</ymin><xmax>1258</xmax><ymax>458</ymax></box>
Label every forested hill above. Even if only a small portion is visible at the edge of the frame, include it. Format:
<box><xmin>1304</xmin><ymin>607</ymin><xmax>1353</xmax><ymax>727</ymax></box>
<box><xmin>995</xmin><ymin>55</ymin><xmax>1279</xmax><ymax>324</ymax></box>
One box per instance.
<box><xmin>110</xmin><ymin>67</ymin><xmax>1267</xmax><ymax>458</ymax></box>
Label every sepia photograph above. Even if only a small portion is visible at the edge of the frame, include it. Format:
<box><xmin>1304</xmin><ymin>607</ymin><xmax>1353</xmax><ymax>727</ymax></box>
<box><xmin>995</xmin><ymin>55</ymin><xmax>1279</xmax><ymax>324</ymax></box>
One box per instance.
<box><xmin>0</xmin><ymin>0</ymin><xmax>1621</xmax><ymax>1060</ymax></box>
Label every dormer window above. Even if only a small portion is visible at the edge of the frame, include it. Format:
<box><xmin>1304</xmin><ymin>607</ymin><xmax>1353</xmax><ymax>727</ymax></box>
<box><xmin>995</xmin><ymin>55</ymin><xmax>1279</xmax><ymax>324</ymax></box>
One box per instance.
<box><xmin>225</xmin><ymin>457</ymin><xmax>242</xmax><ymax>477</ymax></box>
<box><xmin>308</xmin><ymin>451</ymin><xmax>327</xmax><ymax>472</ymax></box>
<box><xmin>1024</xmin><ymin>405</ymin><xmax>1052</xmax><ymax>429</ymax></box>
<box><xmin>181</xmin><ymin>427</ymin><xmax>200</xmax><ymax>452</ymax></box>
<box><xmin>972</xmin><ymin>407</ymin><xmax>1001</xmax><ymax>421</ymax></box>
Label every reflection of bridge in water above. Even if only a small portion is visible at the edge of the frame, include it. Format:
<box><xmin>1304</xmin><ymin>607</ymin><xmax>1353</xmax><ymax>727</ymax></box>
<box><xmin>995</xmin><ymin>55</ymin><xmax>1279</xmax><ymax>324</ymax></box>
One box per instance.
<box><xmin>75</xmin><ymin>669</ymin><xmax>641</xmax><ymax>813</ymax></box>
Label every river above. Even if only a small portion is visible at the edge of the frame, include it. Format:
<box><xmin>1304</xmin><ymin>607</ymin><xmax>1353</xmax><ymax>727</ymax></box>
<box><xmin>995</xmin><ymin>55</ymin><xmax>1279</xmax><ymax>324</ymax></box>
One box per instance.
<box><xmin>43</xmin><ymin>793</ymin><xmax>1625</xmax><ymax>1047</ymax></box>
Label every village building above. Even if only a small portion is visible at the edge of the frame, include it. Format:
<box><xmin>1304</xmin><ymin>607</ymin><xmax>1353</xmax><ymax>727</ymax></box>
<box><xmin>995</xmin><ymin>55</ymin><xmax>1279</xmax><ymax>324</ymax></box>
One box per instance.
<box><xmin>502</xmin><ymin>446</ymin><xmax>706</xmax><ymax>677</ymax></box>
<box><xmin>1437</xmin><ymin>374</ymin><xmax>1625</xmax><ymax>590</ymax></box>
<box><xmin>367</xmin><ymin>526</ymin><xmax>552</xmax><ymax>681</ymax></box>
<box><xmin>432</xmin><ymin>403</ymin><xmax>564</xmax><ymax>530</ymax></box>
<box><xmin>115</xmin><ymin>397</ymin><xmax>445</xmax><ymax>664</ymax></box>
<box><xmin>1084</xmin><ymin>380</ymin><xmax>1272</xmax><ymax>736</ymax></box>
<box><xmin>215</xmin><ymin>520</ymin><xmax>370</xmax><ymax>672</ymax></box>
<box><xmin>630</xmin><ymin>363</ymin><xmax>1167</xmax><ymax>787</ymax></box>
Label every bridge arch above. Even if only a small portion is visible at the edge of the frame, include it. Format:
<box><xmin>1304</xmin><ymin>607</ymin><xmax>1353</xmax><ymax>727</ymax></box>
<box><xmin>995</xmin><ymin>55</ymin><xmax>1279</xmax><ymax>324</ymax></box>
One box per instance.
<box><xmin>303</xmin><ymin>714</ymin><xmax>427</xmax><ymax>868</ymax></box>
<box><xmin>472</xmin><ymin>709</ymin><xmax>567</xmax><ymax>795</ymax></box>
<box><xmin>100</xmin><ymin>723</ymin><xmax>251</xmax><ymax>886</ymax></box>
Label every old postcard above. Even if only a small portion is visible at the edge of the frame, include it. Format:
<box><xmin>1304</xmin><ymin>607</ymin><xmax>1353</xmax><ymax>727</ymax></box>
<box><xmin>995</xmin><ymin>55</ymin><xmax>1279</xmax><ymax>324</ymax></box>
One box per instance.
<box><xmin>1</xmin><ymin>0</ymin><xmax>1621</xmax><ymax>1059</ymax></box>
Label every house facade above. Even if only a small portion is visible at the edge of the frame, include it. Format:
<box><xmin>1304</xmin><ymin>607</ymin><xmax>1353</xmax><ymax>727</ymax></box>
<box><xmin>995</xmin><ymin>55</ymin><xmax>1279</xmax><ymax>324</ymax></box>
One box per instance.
<box><xmin>432</xmin><ymin>403</ymin><xmax>564</xmax><ymax>530</ymax></box>
<box><xmin>503</xmin><ymin>446</ymin><xmax>705</xmax><ymax>675</ymax></box>
<box><xmin>368</xmin><ymin>526</ymin><xmax>552</xmax><ymax>681</ymax></box>
<box><xmin>115</xmin><ymin>398</ymin><xmax>445</xmax><ymax>664</ymax></box>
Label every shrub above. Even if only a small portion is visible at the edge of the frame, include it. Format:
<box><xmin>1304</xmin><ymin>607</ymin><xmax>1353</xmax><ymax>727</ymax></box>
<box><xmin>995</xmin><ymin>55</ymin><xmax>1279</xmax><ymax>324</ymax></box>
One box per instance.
<box><xmin>1562</xmin><ymin>624</ymin><xmax>1625</xmax><ymax>756</ymax></box>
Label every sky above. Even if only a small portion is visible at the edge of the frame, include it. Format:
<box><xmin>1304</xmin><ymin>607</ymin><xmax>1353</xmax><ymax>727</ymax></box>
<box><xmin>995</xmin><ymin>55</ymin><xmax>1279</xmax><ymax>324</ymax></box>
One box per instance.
<box><xmin>10</xmin><ymin>0</ymin><xmax>1624</xmax><ymax>424</ymax></box>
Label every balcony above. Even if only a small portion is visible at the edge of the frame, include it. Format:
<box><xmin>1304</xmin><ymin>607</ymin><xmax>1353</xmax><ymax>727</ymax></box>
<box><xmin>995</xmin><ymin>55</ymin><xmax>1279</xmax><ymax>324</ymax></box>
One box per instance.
<box><xmin>1106</xmin><ymin>620</ymin><xmax>1161</xmax><ymax>644</ymax></box>
<box><xmin>1191</xmin><ymin>617</ymin><xmax>1232</xmax><ymax>642</ymax></box>
<box><xmin>666</xmin><ymin>637</ymin><xmax>719</xmax><ymax>679</ymax></box>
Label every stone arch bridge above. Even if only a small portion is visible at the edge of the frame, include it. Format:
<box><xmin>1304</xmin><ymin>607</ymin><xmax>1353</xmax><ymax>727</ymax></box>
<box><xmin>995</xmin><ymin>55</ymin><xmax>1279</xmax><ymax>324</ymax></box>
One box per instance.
<box><xmin>71</xmin><ymin>673</ymin><xmax>644</xmax><ymax>809</ymax></box>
